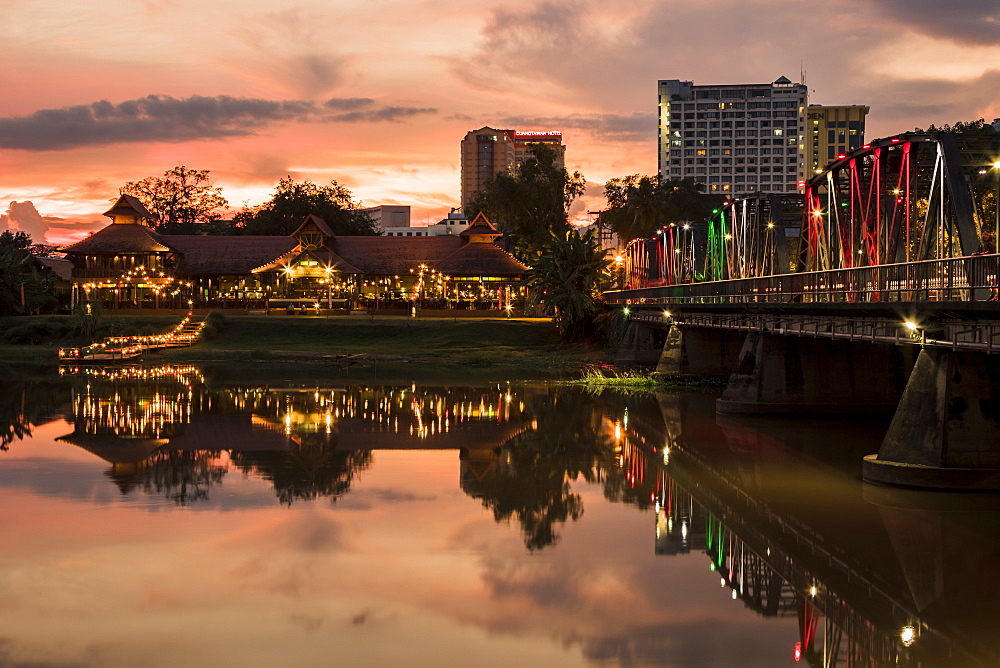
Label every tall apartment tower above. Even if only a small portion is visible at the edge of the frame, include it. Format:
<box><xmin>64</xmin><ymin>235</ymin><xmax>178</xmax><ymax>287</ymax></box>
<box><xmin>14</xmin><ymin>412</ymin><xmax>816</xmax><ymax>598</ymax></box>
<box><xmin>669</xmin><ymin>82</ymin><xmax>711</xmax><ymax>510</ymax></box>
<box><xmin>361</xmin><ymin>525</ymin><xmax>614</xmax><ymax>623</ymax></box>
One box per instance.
<box><xmin>460</xmin><ymin>126</ymin><xmax>565</xmax><ymax>212</ymax></box>
<box><xmin>657</xmin><ymin>77</ymin><xmax>808</xmax><ymax>195</ymax></box>
<box><xmin>807</xmin><ymin>105</ymin><xmax>869</xmax><ymax>172</ymax></box>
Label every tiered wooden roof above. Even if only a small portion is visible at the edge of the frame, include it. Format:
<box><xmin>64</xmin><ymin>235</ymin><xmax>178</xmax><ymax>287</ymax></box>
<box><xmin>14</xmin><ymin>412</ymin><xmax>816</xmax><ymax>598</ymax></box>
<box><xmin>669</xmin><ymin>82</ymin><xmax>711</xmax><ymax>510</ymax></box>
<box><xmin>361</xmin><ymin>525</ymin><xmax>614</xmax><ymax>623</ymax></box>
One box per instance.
<box><xmin>60</xmin><ymin>224</ymin><xmax>173</xmax><ymax>253</ymax></box>
<box><xmin>168</xmin><ymin>236</ymin><xmax>298</xmax><ymax>274</ymax></box>
<box><xmin>59</xmin><ymin>209</ymin><xmax>529</xmax><ymax>278</ymax></box>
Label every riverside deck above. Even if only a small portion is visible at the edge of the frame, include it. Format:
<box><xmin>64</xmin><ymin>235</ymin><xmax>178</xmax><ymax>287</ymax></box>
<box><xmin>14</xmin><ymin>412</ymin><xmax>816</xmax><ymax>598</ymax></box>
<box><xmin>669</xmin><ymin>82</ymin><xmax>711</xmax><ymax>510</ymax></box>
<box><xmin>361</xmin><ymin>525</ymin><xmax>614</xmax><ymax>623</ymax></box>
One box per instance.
<box><xmin>57</xmin><ymin>312</ymin><xmax>207</xmax><ymax>363</ymax></box>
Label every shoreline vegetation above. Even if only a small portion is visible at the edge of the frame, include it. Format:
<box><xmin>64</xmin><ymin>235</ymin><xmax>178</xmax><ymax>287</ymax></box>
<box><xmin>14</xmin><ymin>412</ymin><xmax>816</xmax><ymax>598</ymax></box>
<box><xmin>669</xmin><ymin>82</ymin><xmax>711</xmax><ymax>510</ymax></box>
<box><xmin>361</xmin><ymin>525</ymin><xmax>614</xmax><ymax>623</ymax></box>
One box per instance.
<box><xmin>0</xmin><ymin>313</ymin><xmax>608</xmax><ymax>378</ymax></box>
<box><xmin>0</xmin><ymin>313</ymin><xmax>728</xmax><ymax>387</ymax></box>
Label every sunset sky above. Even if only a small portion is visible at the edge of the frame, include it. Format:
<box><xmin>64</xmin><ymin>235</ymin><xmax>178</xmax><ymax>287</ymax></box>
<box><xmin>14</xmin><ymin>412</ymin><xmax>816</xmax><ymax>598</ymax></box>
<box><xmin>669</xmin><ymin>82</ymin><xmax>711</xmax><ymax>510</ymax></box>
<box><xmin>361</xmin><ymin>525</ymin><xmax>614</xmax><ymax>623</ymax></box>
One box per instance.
<box><xmin>2</xmin><ymin>0</ymin><xmax>998</xmax><ymax>245</ymax></box>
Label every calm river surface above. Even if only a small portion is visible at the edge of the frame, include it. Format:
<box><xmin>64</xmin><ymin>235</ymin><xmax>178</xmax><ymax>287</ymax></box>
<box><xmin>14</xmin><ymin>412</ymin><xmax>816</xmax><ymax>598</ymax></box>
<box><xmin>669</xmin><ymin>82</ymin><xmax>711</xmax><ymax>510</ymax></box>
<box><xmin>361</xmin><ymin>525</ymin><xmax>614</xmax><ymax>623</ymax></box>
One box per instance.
<box><xmin>1</xmin><ymin>364</ymin><xmax>999</xmax><ymax>667</ymax></box>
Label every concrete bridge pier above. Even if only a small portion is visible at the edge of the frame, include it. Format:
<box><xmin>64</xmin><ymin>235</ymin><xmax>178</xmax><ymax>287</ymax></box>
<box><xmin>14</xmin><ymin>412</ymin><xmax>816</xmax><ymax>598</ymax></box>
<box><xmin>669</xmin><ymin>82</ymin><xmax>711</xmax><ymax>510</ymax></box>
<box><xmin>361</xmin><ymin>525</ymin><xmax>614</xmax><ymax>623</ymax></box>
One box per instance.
<box><xmin>717</xmin><ymin>331</ymin><xmax>917</xmax><ymax>415</ymax></box>
<box><xmin>615</xmin><ymin>320</ymin><xmax>666</xmax><ymax>366</ymax></box>
<box><xmin>655</xmin><ymin>326</ymin><xmax>745</xmax><ymax>377</ymax></box>
<box><xmin>863</xmin><ymin>349</ymin><xmax>1000</xmax><ymax>490</ymax></box>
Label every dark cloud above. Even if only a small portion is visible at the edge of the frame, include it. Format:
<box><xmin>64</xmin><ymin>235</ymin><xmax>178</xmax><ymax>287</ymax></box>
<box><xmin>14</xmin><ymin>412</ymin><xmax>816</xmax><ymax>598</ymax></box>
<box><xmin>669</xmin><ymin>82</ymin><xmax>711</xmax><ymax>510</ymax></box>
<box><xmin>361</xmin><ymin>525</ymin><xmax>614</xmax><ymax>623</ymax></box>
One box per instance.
<box><xmin>500</xmin><ymin>113</ymin><xmax>654</xmax><ymax>141</ymax></box>
<box><xmin>457</xmin><ymin>0</ymin><xmax>998</xmax><ymax>141</ymax></box>
<box><xmin>330</xmin><ymin>106</ymin><xmax>438</xmax><ymax>123</ymax></box>
<box><xmin>324</xmin><ymin>97</ymin><xmax>375</xmax><ymax>110</ymax></box>
<box><xmin>577</xmin><ymin>621</ymin><xmax>790</xmax><ymax>667</ymax></box>
<box><xmin>0</xmin><ymin>95</ymin><xmax>438</xmax><ymax>151</ymax></box>
<box><xmin>863</xmin><ymin>0</ymin><xmax>1000</xmax><ymax>45</ymax></box>
<box><xmin>0</xmin><ymin>95</ymin><xmax>314</xmax><ymax>151</ymax></box>
<box><xmin>852</xmin><ymin>69</ymin><xmax>1000</xmax><ymax>136</ymax></box>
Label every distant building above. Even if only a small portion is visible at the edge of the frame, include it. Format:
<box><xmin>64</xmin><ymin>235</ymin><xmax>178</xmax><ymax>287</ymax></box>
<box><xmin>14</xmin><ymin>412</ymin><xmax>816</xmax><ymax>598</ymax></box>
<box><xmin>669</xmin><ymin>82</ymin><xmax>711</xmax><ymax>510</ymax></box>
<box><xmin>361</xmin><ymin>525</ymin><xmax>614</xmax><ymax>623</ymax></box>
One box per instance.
<box><xmin>385</xmin><ymin>211</ymin><xmax>470</xmax><ymax>237</ymax></box>
<box><xmin>513</xmin><ymin>131</ymin><xmax>565</xmax><ymax>167</ymax></box>
<box><xmin>992</xmin><ymin>118</ymin><xmax>1000</xmax><ymax>133</ymax></box>
<box><xmin>460</xmin><ymin>126</ymin><xmax>565</xmax><ymax>212</ymax></box>
<box><xmin>657</xmin><ymin>76</ymin><xmax>808</xmax><ymax>195</ymax></box>
<box><xmin>807</xmin><ymin>105</ymin><xmax>869</xmax><ymax>172</ymax></box>
<box><xmin>360</xmin><ymin>205</ymin><xmax>410</xmax><ymax>233</ymax></box>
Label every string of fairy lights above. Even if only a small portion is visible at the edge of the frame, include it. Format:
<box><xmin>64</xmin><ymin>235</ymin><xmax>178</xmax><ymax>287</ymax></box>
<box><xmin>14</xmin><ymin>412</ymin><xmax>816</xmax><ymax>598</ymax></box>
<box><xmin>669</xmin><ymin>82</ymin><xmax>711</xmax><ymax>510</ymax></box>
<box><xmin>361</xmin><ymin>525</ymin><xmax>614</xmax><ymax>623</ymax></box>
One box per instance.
<box><xmin>58</xmin><ymin>313</ymin><xmax>206</xmax><ymax>361</ymax></box>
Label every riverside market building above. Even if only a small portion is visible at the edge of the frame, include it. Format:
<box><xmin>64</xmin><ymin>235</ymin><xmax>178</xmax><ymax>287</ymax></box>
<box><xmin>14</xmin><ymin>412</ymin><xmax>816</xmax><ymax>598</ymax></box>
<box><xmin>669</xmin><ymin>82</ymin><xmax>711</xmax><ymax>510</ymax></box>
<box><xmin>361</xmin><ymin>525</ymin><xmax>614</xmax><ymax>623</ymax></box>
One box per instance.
<box><xmin>58</xmin><ymin>196</ymin><xmax>529</xmax><ymax>313</ymax></box>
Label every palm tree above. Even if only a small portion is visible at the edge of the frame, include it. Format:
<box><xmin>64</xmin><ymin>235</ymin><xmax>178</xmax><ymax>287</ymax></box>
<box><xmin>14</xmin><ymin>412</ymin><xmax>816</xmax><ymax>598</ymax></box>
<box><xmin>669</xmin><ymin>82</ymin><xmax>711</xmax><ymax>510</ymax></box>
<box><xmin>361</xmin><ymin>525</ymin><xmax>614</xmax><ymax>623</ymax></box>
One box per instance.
<box><xmin>525</xmin><ymin>229</ymin><xmax>611</xmax><ymax>341</ymax></box>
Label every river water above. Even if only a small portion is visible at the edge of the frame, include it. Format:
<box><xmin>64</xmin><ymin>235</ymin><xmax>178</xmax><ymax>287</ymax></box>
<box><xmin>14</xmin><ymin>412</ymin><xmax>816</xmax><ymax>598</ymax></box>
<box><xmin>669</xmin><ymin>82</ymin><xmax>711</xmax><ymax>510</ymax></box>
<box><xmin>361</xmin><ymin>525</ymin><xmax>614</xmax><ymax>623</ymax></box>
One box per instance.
<box><xmin>1</xmin><ymin>364</ymin><xmax>998</xmax><ymax>667</ymax></box>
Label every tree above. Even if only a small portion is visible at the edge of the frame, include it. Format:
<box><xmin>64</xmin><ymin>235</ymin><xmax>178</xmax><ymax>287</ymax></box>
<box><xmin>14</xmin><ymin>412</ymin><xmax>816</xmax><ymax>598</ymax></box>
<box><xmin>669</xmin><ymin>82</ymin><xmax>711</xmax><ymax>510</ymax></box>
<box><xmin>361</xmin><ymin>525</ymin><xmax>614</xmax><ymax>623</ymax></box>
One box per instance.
<box><xmin>234</xmin><ymin>177</ymin><xmax>376</xmax><ymax>236</ymax></box>
<box><xmin>524</xmin><ymin>228</ymin><xmax>611</xmax><ymax>341</ymax></box>
<box><xmin>460</xmin><ymin>388</ymin><xmax>612</xmax><ymax>551</ymax></box>
<box><xmin>914</xmin><ymin>118</ymin><xmax>999</xmax><ymax>135</ymax></box>
<box><xmin>469</xmin><ymin>144</ymin><xmax>586</xmax><ymax>260</ymax></box>
<box><xmin>0</xmin><ymin>231</ymin><xmax>56</xmax><ymax>316</ymax></box>
<box><xmin>601</xmin><ymin>175</ymin><xmax>719</xmax><ymax>244</ymax></box>
<box><xmin>120</xmin><ymin>165</ymin><xmax>228</xmax><ymax>233</ymax></box>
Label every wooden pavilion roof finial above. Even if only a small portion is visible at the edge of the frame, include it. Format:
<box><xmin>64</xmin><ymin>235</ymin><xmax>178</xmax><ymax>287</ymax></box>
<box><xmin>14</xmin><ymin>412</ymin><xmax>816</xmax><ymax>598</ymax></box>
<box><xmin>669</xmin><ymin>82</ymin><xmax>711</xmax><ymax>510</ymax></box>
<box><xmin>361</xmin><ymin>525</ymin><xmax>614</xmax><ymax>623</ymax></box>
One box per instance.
<box><xmin>103</xmin><ymin>194</ymin><xmax>156</xmax><ymax>226</ymax></box>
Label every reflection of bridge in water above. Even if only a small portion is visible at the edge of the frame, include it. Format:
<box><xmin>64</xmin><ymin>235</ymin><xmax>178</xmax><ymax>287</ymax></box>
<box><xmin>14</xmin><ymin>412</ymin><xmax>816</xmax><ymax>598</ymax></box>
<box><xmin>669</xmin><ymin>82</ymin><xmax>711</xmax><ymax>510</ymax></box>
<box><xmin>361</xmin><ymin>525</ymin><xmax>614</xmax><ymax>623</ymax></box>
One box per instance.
<box><xmin>617</xmin><ymin>393</ymin><xmax>1000</xmax><ymax>667</ymax></box>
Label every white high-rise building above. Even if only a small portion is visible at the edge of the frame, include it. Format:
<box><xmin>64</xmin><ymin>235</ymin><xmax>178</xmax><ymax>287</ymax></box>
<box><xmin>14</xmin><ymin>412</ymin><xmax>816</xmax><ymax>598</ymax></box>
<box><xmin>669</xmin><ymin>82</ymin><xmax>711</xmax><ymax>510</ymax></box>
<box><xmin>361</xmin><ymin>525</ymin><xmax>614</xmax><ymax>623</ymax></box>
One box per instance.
<box><xmin>658</xmin><ymin>76</ymin><xmax>808</xmax><ymax>195</ymax></box>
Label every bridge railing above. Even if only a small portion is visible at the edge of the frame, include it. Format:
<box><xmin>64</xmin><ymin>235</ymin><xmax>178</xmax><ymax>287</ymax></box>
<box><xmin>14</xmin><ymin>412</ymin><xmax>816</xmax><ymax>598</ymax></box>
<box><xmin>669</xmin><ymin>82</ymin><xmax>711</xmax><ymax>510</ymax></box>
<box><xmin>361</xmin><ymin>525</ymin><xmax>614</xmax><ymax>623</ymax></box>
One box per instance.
<box><xmin>606</xmin><ymin>254</ymin><xmax>1000</xmax><ymax>305</ymax></box>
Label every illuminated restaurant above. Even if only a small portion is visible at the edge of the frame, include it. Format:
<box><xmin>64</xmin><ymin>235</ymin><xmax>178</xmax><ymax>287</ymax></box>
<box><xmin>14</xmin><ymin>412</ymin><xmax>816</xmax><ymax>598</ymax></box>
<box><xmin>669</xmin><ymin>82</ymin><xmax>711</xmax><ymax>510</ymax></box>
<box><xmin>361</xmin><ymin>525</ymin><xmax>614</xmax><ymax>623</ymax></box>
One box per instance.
<box><xmin>59</xmin><ymin>195</ymin><xmax>529</xmax><ymax>311</ymax></box>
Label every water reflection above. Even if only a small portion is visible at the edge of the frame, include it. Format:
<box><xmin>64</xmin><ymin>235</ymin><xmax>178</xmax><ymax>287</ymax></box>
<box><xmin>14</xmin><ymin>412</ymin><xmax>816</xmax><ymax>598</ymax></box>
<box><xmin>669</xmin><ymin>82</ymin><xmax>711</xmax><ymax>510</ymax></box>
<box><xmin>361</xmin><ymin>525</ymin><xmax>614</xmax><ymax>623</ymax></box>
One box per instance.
<box><xmin>650</xmin><ymin>393</ymin><xmax>1000</xmax><ymax>667</ymax></box>
<box><xmin>2</xmin><ymin>365</ymin><xmax>999</xmax><ymax>666</ymax></box>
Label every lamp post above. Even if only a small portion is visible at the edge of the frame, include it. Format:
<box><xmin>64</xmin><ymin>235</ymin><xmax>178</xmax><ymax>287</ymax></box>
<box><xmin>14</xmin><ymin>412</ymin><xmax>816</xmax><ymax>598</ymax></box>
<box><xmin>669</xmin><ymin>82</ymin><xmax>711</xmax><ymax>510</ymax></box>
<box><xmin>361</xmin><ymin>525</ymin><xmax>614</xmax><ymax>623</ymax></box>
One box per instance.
<box><xmin>993</xmin><ymin>160</ymin><xmax>1000</xmax><ymax>240</ymax></box>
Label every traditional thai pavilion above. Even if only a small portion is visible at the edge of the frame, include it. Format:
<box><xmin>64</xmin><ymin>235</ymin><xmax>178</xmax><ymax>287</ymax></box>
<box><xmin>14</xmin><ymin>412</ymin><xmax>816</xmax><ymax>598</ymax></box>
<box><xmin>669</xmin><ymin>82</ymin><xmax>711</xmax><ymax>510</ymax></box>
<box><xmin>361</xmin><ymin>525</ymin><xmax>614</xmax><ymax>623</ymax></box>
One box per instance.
<box><xmin>59</xmin><ymin>196</ymin><xmax>529</xmax><ymax>311</ymax></box>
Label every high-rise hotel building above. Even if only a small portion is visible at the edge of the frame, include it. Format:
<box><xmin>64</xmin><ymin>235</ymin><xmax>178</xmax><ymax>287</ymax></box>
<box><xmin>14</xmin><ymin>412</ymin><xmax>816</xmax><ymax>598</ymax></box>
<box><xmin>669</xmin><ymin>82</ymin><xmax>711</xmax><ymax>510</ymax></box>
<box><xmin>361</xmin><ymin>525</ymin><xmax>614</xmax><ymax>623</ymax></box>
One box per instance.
<box><xmin>460</xmin><ymin>126</ymin><xmax>565</xmax><ymax>212</ymax></box>
<box><xmin>657</xmin><ymin>77</ymin><xmax>808</xmax><ymax>194</ymax></box>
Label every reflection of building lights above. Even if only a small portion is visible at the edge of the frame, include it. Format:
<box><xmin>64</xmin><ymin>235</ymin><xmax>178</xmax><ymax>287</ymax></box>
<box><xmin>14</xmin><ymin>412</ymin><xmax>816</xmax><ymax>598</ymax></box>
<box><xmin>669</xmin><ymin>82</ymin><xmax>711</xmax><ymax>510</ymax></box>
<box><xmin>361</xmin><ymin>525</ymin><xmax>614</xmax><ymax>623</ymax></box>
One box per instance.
<box><xmin>731</xmin><ymin>590</ymin><xmax>737</xmax><ymax>600</ymax></box>
<box><xmin>720</xmin><ymin>578</ymin><xmax>726</xmax><ymax>587</ymax></box>
<box><xmin>901</xmin><ymin>625</ymin><xmax>916</xmax><ymax>646</ymax></box>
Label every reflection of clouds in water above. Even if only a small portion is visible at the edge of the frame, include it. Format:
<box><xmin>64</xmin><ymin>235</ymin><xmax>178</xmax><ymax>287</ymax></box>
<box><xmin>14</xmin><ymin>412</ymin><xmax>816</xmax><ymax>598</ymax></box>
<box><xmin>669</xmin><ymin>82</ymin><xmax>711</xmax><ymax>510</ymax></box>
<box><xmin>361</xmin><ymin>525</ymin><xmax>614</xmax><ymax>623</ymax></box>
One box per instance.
<box><xmin>338</xmin><ymin>487</ymin><xmax>438</xmax><ymax>511</ymax></box>
<box><xmin>578</xmin><ymin>620</ymin><xmax>786</xmax><ymax>667</ymax></box>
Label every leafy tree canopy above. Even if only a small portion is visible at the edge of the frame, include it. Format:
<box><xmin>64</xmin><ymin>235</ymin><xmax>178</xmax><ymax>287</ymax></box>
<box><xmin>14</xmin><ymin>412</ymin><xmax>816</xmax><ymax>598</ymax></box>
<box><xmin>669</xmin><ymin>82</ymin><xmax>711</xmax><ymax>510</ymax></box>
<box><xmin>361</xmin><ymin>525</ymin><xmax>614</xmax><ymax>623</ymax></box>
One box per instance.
<box><xmin>914</xmin><ymin>118</ymin><xmax>999</xmax><ymax>135</ymax></box>
<box><xmin>120</xmin><ymin>165</ymin><xmax>229</xmax><ymax>233</ymax></box>
<box><xmin>601</xmin><ymin>175</ymin><xmax>719</xmax><ymax>244</ymax></box>
<box><xmin>469</xmin><ymin>144</ymin><xmax>586</xmax><ymax>260</ymax></box>
<box><xmin>233</xmin><ymin>177</ymin><xmax>376</xmax><ymax>236</ymax></box>
<box><xmin>0</xmin><ymin>230</ymin><xmax>57</xmax><ymax>315</ymax></box>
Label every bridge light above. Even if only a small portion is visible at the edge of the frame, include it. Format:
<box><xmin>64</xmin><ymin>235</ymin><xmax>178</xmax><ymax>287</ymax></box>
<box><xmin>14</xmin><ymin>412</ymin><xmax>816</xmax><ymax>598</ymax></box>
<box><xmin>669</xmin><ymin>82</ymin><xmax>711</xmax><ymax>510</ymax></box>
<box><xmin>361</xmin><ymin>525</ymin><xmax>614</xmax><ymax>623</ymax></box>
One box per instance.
<box><xmin>767</xmin><ymin>222</ymin><xmax>775</xmax><ymax>229</ymax></box>
<box><xmin>994</xmin><ymin>161</ymin><xmax>1000</xmax><ymax>170</ymax></box>
<box><xmin>623</xmin><ymin>307</ymin><xmax>630</xmax><ymax>316</ymax></box>
<box><xmin>812</xmin><ymin>209</ymin><xmax>823</xmax><ymax>217</ymax></box>
<box><xmin>809</xmin><ymin>585</ymin><xmax>818</xmax><ymax>597</ymax></box>
<box><xmin>682</xmin><ymin>223</ymin><xmax>690</xmax><ymax>230</ymax></box>
<box><xmin>663</xmin><ymin>310</ymin><xmax>671</xmax><ymax>318</ymax></box>
<box><xmin>901</xmin><ymin>625</ymin><xmax>917</xmax><ymax>646</ymax></box>
<box><xmin>904</xmin><ymin>321</ymin><xmax>918</xmax><ymax>331</ymax></box>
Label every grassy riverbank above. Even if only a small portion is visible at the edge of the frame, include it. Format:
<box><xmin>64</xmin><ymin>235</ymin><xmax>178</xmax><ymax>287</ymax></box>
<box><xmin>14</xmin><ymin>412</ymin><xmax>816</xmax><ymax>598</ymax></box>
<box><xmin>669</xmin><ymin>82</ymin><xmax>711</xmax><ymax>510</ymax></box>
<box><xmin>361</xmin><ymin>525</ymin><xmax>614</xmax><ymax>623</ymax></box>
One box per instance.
<box><xmin>0</xmin><ymin>313</ymin><xmax>607</xmax><ymax>376</ymax></box>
